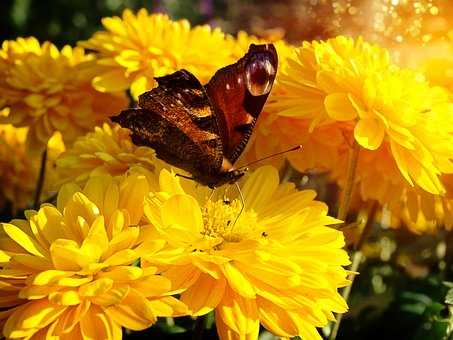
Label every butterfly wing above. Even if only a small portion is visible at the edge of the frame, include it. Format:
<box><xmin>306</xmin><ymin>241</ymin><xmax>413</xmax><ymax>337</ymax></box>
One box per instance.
<box><xmin>205</xmin><ymin>44</ymin><xmax>278</xmax><ymax>164</ymax></box>
<box><xmin>111</xmin><ymin>70</ymin><xmax>224</xmax><ymax>180</ymax></box>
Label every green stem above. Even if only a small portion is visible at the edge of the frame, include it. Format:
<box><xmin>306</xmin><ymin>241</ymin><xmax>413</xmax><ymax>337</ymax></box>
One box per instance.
<box><xmin>329</xmin><ymin>201</ymin><xmax>378</xmax><ymax>340</ymax></box>
<box><xmin>337</xmin><ymin>141</ymin><xmax>360</xmax><ymax>221</ymax></box>
<box><xmin>33</xmin><ymin>149</ymin><xmax>47</xmax><ymax>210</ymax></box>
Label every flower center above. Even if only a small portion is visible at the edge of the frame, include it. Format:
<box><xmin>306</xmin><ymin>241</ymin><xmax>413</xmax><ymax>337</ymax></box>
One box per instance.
<box><xmin>200</xmin><ymin>199</ymin><xmax>258</xmax><ymax>244</ymax></box>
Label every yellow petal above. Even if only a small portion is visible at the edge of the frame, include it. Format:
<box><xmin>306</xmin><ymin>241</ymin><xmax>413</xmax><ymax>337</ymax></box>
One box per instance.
<box><xmin>181</xmin><ymin>273</ymin><xmax>226</xmax><ymax>316</ymax></box>
<box><xmin>92</xmin><ymin>285</ymin><xmax>130</xmax><ymax>306</ymax></box>
<box><xmin>241</xmin><ymin>166</ymin><xmax>279</xmax><ymax>212</ymax></box>
<box><xmin>2</xmin><ymin>223</ymin><xmax>47</xmax><ymax>257</ymax></box>
<box><xmin>119</xmin><ymin>174</ymin><xmax>149</xmax><ymax>225</ymax></box>
<box><xmin>162</xmin><ymin>265</ymin><xmax>201</xmax><ymax>294</ymax></box>
<box><xmin>50</xmin><ymin>239</ymin><xmax>91</xmax><ymax>271</ymax></box>
<box><xmin>222</xmin><ymin>262</ymin><xmax>255</xmax><ymax>298</ymax></box>
<box><xmin>93</xmin><ymin>69</ymin><xmax>131</xmax><ymax>92</ymax></box>
<box><xmin>80</xmin><ymin>216</ymin><xmax>109</xmax><ymax>262</ymax></box>
<box><xmin>49</xmin><ymin>290</ymin><xmax>81</xmax><ymax>306</ymax></box>
<box><xmin>105</xmin><ymin>289</ymin><xmax>155</xmax><ymax>331</ymax></box>
<box><xmin>354</xmin><ymin>118</ymin><xmax>385</xmax><ymax>150</ymax></box>
<box><xmin>4</xmin><ymin>300</ymin><xmax>66</xmax><ymax>337</ymax></box>
<box><xmin>81</xmin><ymin>306</ymin><xmax>119</xmax><ymax>340</ymax></box>
<box><xmin>161</xmin><ymin>194</ymin><xmax>203</xmax><ymax>233</ymax></box>
<box><xmin>215</xmin><ymin>309</ymin><xmax>259</xmax><ymax>340</ymax></box>
<box><xmin>130</xmin><ymin>75</ymin><xmax>149</xmax><ymax>99</ymax></box>
<box><xmin>217</xmin><ymin>286</ymin><xmax>259</xmax><ymax>336</ymax></box>
<box><xmin>324</xmin><ymin>93</ymin><xmax>358</xmax><ymax>121</ymax></box>
<box><xmin>147</xmin><ymin>296</ymin><xmax>188</xmax><ymax>317</ymax></box>
<box><xmin>159</xmin><ymin>169</ymin><xmax>185</xmax><ymax>196</ymax></box>
<box><xmin>79</xmin><ymin>278</ymin><xmax>114</xmax><ymax>297</ymax></box>
<box><xmin>258</xmin><ymin>297</ymin><xmax>324</xmax><ymax>339</ymax></box>
<box><xmin>103</xmin><ymin>227</ymin><xmax>139</xmax><ymax>260</ymax></box>
<box><xmin>97</xmin><ymin>266</ymin><xmax>143</xmax><ymax>281</ymax></box>
<box><xmin>57</xmin><ymin>183</ymin><xmax>81</xmax><ymax>212</ymax></box>
<box><xmin>103</xmin><ymin>249</ymin><xmax>139</xmax><ymax>266</ymax></box>
<box><xmin>32</xmin><ymin>269</ymin><xmax>73</xmax><ymax>285</ymax></box>
<box><xmin>29</xmin><ymin>205</ymin><xmax>64</xmax><ymax>247</ymax></box>
<box><xmin>131</xmin><ymin>275</ymin><xmax>171</xmax><ymax>297</ymax></box>
<box><xmin>11</xmin><ymin>254</ymin><xmax>52</xmax><ymax>271</ymax></box>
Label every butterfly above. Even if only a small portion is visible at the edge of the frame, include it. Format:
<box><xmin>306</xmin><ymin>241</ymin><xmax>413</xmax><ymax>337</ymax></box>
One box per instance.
<box><xmin>111</xmin><ymin>44</ymin><xmax>278</xmax><ymax>188</ymax></box>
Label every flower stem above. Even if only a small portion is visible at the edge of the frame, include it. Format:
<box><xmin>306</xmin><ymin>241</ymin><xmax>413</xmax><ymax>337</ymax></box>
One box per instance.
<box><xmin>327</xmin><ymin>140</ymin><xmax>360</xmax><ymax>340</ymax></box>
<box><xmin>329</xmin><ymin>201</ymin><xmax>378</xmax><ymax>340</ymax></box>
<box><xmin>337</xmin><ymin>141</ymin><xmax>360</xmax><ymax>221</ymax></box>
<box><xmin>33</xmin><ymin>148</ymin><xmax>47</xmax><ymax>210</ymax></box>
<box><xmin>192</xmin><ymin>315</ymin><xmax>207</xmax><ymax>340</ymax></box>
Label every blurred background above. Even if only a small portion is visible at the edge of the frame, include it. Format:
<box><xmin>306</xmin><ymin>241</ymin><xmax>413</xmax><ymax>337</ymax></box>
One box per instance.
<box><xmin>2</xmin><ymin>0</ymin><xmax>453</xmax><ymax>339</ymax></box>
<box><xmin>1</xmin><ymin>0</ymin><xmax>452</xmax><ymax>48</ymax></box>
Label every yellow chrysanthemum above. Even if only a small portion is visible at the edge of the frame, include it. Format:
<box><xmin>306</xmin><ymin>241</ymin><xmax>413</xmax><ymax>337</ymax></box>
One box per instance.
<box><xmin>385</xmin><ymin>174</ymin><xmax>453</xmax><ymax>234</ymax></box>
<box><xmin>80</xmin><ymin>9</ymin><xmax>233</xmax><ymax>98</ymax></box>
<box><xmin>55</xmin><ymin>123</ymin><xmax>161</xmax><ymax>188</ymax></box>
<box><xmin>0</xmin><ymin>123</ymin><xmax>64</xmax><ymax>211</ymax></box>
<box><xmin>144</xmin><ymin>166</ymin><xmax>351</xmax><ymax>340</ymax></box>
<box><xmin>0</xmin><ymin>173</ymin><xmax>187</xmax><ymax>339</ymax></box>
<box><xmin>0</xmin><ymin>37</ymin><xmax>128</xmax><ymax>151</ymax></box>
<box><xmin>391</xmin><ymin>37</ymin><xmax>453</xmax><ymax>99</ymax></box>
<box><xmin>259</xmin><ymin>36</ymin><xmax>453</xmax><ymax>202</ymax></box>
<box><xmin>0</xmin><ymin>124</ymin><xmax>36</xmax><ymax>210</ymax></box>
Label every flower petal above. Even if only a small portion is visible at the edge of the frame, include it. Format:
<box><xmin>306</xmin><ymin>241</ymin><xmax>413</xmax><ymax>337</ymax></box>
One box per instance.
<box><xmin>180</xmin><ymin>273</ymin><xmax>226</xmax><ymax>316</ymax></box>
<box><xmin>354</xmin><ymin>118</ymin><xmax>385</xmax><ymax>150</ymax></box>
<box><xmin>2</xmin><ymin>223</ymin><xmax>47</xmax><ymax>257</ymax></box>
<box><xmin>161</xmin><ymin>194</ymin><xmax>203</xmax><ymax>234</ymax></box>
<box><xmin>81</xmin><ymin>306</ymin><xmax>119</xmax><ymax>340</ymax></box>
<box><xmin>217</xmin><ymin>286</ymin><xmax>259</xmax><ymax>336</ymax></box>
<box><xmin>93</xmin><ymin>69</ymin><xmax>131</xmax><ymax>92</ymax></box>
<box><xmin>222</xmin><ymin>262</ymin><xmax>255</xmax><ymax>298</ymax></box>
<box><xmin>241</xmin><ymin>166</ymin><xmax>279</xmax><ymax>212</ymax></box>
<box><xmin>324</xmin><ymin>93</ymin><xmax>358</xmax><ymax>121</ymax></box>
<box><xmin>105</xmin><ymin>289</ymin><xmax>156</xmax><ymax>330</ymax></box>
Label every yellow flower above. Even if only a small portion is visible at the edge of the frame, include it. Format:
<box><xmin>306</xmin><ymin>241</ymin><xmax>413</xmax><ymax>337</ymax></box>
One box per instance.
<box><xmin>80</xmin><ymin>9</ymin><xmax>232</xmax><ymax>98</ymax></box>
<box><xmin>260</xmin><ymin>36</ymin><xmax>453</xmax><ymax>201</ymax></box>
<box><xmin>0</xmin><ymin>173</ymin><xmax>187</xmax><ymax>339</ymax></box>
<box><xmin>0</xmin><ymin>124</ymin><xmax>36</xmax><ymax>210</ymax></box>
<box><xmin>385</xmin><ymin>174</ymin><xmax>453</xmax><ymax>234</ymax></box>
<box><xmin>0</xmin><ymin>37</ymin><xmax>128</xmax><ymax>151</ymax></box>
<box><xmin>391</xmin><ymin>37</ymin><xmax>453</xmax><ymax>99</ymax></box>
<box><xmin>0</xmin><ymin>123</ymin><xmax>64</xmax><ymax>211</ymax></box>
<box><xmin>55</xmin><ymin>123</ymin><xmax>161</xmax><ymax>189</ymax></box>
<box><xmin>144</xmin><ymin>166</ymin><xmax>350</xmax><ymax>340</ymax></box>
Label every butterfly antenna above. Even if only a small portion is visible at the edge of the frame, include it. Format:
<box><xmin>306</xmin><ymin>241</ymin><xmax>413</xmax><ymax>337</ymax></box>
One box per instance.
<box><xmin>237</xmin><ymin>145</ymin><xmax>302</xmax><ymax>169</ymax></box>
<box><xmin>176</xmin><ymin>173</ymin><xmax>195</xmax><ymax>181</ymax></box>
<box><xmin>231</xmin><ymin>182</ymin><xmax>245</xmax><ymax>230</ymax></box>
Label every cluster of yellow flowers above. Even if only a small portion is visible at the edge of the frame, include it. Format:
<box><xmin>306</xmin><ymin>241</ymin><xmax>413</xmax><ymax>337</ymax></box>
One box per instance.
<box><xmin>249</xmin><ymin>35</ymin><xmax>453</xmax><ymax>234</ymax></box>
<box><xmin>0</xmin><ymin>7</ymin><xmax>452</xmax><ymax>340</ymax></box>
<box><xmin>0</xmin><ymin>164</ymin><xmax>350</xmax><ymax>339</ymax></box>
<box><xmin>0</xmin><ymin>9</ymin><xmax>351</xmax><ymax>340</ymax></box>
<box><xmin>0</xmin><ymin>37</ymin><xmax>128</xmax><ymax>151</ymax></box>
<box><xmin>0</xmin><ymin>123</ymin><xmax>64</xmax><ymax>211</ymax></box>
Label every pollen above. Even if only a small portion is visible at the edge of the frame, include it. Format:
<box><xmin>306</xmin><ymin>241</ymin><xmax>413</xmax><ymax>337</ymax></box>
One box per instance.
<box><xmin>201</xmin><ymin>199</ymin><xmax>258</xmax><ymax>243</ymax></box>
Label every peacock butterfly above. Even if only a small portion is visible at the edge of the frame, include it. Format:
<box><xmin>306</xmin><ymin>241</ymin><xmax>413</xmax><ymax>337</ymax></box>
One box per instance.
<box><xmin>111</xmin><ymin>44</ymin><xmax>278</xmax><ymax>188</ymax></box>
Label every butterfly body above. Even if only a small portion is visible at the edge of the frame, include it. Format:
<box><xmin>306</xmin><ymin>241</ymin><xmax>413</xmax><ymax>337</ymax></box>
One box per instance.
<box><xmin>112</xmin><ymin>44</ymin><xmax>278</xmax><ymax>188</ymax></box>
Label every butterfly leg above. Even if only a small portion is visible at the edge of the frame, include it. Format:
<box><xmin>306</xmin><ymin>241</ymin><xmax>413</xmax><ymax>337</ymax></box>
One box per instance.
<box><xmin>208</xmin><ymin>187</ymin><xmax>216</xmax><ymax>202</ymax></box>
<box><xmin>222</xmin><ymin>186</ymin><xmax>231</xmax><ymax>205</ymax></box>
<box><xmin>231</xmin><ymin>182</ymin><xmax>245</xmax><ymax>229</ymax></box>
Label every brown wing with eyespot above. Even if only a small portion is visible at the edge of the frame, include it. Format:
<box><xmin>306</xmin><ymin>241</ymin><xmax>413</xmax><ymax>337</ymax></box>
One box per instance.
<box><xmin>205</xmin><ymin>44</ymin><xmax>278</xmax><ymax>164</ymax></box>
<box><xmin>111</xmin><ymin>70</ymin><xmax>224</xmax><ymax>178</ymax></box>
